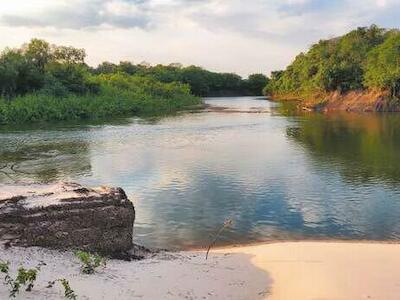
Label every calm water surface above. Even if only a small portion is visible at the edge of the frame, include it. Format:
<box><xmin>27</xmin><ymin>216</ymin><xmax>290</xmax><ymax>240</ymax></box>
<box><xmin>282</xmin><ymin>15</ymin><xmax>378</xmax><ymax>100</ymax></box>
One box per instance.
<box><xmin>2</xmin><ymin>97</ymin><xmax>400</xmax><ymax>249</ymax></box>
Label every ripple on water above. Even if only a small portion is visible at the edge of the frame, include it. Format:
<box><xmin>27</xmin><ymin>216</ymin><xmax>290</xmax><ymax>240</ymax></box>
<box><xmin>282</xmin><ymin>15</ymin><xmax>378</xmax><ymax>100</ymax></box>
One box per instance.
<box><xmin>2</xmin><ymin>97</ymin><xmax>400</xmax><ymax>249</ymax></box>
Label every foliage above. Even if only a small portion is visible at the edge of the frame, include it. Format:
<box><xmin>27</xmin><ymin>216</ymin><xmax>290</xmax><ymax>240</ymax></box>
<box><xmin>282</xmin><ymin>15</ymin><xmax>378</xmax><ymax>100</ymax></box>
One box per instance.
<box><xmin>52</xmin><ymin>46</ymin><xmax>86</xmax><ymax>65</ymax></box>
<box><xmin>0</xmin><ymin>39</ymin><xmax>90</xmax><ymax>99</ymax></box>
<box><xmin>0</xmin><ymin>261</ymin><xmax>9</xmax><ymax>273</ymax></box>
<box><xmin>0</xmin><ymin>39</ymin><xmax>212</xmax><ymax>124</ymax></box>
<box><xmin>0</xmin><ymin>38</ymin><xmax>270</xmax><ymax>124</ymax></box>
<box><xmin>45</xmin><ymin>62</ymin><xmax>98</xmax><ymax>95</ymax></box>
<box><xmin>58</xmin><ymin>279</ymin><xmax>77</xmax><ymax>300</ymax></box>
<box><xmin>0</xmin><ymin>260</ymin><xmax>44</xmax><ymax>298</ymax></box>
<box><xmin>0</xmin><ymin>49</ymin><xmax>44</xmax><ymax>98</ymax></box>
<box><xmin>1</xmin><ymin>260</ymin><xmax>77</xmax><ymax>299</ymax></box>
<box><xmin>47</xmin><ymin>278</ymin><xmax>77</xmax><ymax>300</ymax></box>
<box><xmin>266</xmin><ymin>25</ymin><xmax>400</xmax><ymax>98</ymax></box>
<box><xmin>364</xmin><ymin>31</ymin><xmax>400</xmax><ymax>96</ymax></box>
<box><xmin>244</xmin><ymin>74</ymin><xmax>269</xmax><ymax>96</ymax></box>
<box><xmin>0</xmin><ymin>79</ymin><xmax>200</xmax><ymax>124</ymax></box>
<box><xmin>92</xmin><ymin>61</ymin><xmax>118</xmax><ymax>74</ymax></box>
<box><xmin>22</xmin><ymin>38</ymin><xmax>52</xmax><ymax>72</ymax></box>
<box><xmin>75</xmin><ymin>251</ymin><xmax>106</xmax><ymax>275</ymax></box>
<box><xmin>92</xmin><ymin>62</ymin><xmax>268</xmax><ymax>96</ymax></box>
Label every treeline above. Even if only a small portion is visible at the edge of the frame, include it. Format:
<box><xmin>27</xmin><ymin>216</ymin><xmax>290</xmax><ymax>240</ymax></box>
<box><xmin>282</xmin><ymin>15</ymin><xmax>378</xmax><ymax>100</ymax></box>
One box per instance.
<box><xmin>0</xmin><ymin>37</ymin><xmax>199</xmax><ymax>125</ymax></box>
<box><xmin>0</xmin><ymin>39</ymin><xmax>268</xmax><ymax>124</ymax></box>
<box><xmin>265</xmin><ymin>25</ymin><xmax>400</xmax><ymax>99</ymax></box>
<box><xmin>91</xmin><ymin>62</ymin><xmax>268</xmax><ymax>97</ymax></box>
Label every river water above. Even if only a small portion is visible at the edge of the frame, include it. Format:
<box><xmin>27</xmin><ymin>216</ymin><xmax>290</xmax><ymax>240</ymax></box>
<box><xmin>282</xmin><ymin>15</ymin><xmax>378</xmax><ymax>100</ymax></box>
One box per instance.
<box><xmin>2</xmin><ymin>97</ymin><xmax>400</xmax><ymax>249</ymax></box>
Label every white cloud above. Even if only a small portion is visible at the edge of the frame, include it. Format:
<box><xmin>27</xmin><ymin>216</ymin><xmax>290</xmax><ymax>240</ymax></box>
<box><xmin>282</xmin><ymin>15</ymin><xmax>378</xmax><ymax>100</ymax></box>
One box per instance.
<box><xmin>0</xmin><ymin>0</ymin><xmax>399</xmax><ymax>76</ymax></box>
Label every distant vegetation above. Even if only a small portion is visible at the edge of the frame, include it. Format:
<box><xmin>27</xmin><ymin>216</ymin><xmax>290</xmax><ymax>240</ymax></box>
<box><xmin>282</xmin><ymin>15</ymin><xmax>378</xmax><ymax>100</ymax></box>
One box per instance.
<box><xmin>265</xmin><ymin>25</ymin><xmax>400</xmax><ymax>101</ymax></box>
<box><xmin>0</xmin><ymin>39</ymin><xmax>268</xmax><ymax>125</ymax></box>
<box><xmin>0</xmin><ymin>39</ymin><xmax>198</xmax><ymax>124</ymax></box>
<box><xmin>92</xmin><ymin>62</ymin><xmax>268</xmax><ymax>97</ymax></box>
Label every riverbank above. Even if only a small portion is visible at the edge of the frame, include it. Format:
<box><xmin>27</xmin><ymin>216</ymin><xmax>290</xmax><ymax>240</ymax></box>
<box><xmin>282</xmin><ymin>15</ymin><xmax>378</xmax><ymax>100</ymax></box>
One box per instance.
<box><xmin>1</xmin><ymin>241</ymin><xmax>400</xmax><ymax>299</ymax></box>
<box><xmin>216</xmin><ymin>241</ymin><xmax>400</xmax><ymax>300</ymax></box>
<box><xmin>270</xmin><ymin>90</ymin><xmax>400</xmax><ymax>112</ymax></box>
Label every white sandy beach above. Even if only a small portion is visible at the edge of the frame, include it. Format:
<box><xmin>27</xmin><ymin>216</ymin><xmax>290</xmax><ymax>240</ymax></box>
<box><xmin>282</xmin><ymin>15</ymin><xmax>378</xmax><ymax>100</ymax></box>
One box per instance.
<box><xmin>1</xmin><ymin>241</ymin><xmax>400</xmax><ymax>299</ymax></box>
<box><xmin>217</xmin><ymin>241</ymin><xmax>400</xmax><ymax>300</ymax></box>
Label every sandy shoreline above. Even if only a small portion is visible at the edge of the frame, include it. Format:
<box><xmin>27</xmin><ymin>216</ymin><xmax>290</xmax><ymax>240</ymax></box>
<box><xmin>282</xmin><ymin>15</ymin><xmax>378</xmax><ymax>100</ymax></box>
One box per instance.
<box><xmin>191</xmin><ymin>238</ymin><xmax>400</xmax><ymax>252</ymax></box>
<box><xmin>1</xmin><ymin>241</ymin><xmax>400</xmax><ymax>299</ymax></box>
<box><xmin>215</xmin><ymin>241</ymin><xmax>400</xmax><ymax>300</ymax></box>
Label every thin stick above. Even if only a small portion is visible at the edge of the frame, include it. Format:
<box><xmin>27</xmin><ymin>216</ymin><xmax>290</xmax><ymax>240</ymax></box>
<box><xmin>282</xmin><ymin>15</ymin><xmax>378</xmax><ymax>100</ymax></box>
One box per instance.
<box><xmin>206</xmin><ymin>219</ymin><xmax>233</xmax><ymax>260</ymax></box>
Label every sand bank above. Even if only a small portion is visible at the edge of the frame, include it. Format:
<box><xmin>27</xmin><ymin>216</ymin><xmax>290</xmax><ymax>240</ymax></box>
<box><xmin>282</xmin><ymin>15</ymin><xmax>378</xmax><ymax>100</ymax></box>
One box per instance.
<box><xmin>216</xmin><ymin>241</ymin><xmax>400</xmax><ymax>300</ymax></box>
<box><xmin>1</xmin><ymin>241</ymin><xmax>399</xmax><ymax>299</ymax></box>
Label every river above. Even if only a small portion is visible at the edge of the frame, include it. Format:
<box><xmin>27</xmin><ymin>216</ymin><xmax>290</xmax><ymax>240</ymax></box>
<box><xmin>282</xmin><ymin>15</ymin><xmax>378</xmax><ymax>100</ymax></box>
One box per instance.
<box><xmin>1</xmin><ymin>96</ymin><xmax>400</xmax><ymax>249</ymax></box>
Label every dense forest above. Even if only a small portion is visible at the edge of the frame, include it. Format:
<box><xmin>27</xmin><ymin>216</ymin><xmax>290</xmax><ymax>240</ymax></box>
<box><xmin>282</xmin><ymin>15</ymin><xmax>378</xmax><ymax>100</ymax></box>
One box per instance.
<box><xmin>0</xmin><ymin>39</ymin><xmax>268</xmax><ymax>124</ymax></box>
<box><xmin>92</xmin><ymin>62</ymin><xmax>268</xmax><ymax>97</ymax></box>
<box><xmin>265</xmin><ymin>25</ymin><xmax>400</xmax><ymax>103</ymax></box>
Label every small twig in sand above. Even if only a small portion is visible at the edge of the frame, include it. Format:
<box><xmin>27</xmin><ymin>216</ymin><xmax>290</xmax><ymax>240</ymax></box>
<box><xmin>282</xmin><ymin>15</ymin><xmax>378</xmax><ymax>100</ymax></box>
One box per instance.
<box><xmin>206</xmin><ymin>219</ymin><xmax>234</xmax><ymax>260</ymax></box>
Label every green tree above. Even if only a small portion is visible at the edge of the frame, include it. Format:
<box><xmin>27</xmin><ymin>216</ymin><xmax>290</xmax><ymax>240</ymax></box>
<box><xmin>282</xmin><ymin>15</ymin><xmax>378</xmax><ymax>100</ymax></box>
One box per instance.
<box><xmin>22</xmin><ymin>39</ymin><xmax>52</xmax><ymax>73</ymax></box>
<box><xmin>117</xmin><ymin>61</ymin><xmax>138</xmax><ymax>75</ymax></box>
<box><xmin>364</xmin><ymin>32</ymin><xmax>400</xmax><ymax>96</ymax></box>
<box><xmin>53</xmin><ymin>45</ymin><xmax>86</xmax><ymax>64</ymax></box>
<box><xmin>0</xmin><ymin>49</ymin><xmax>43</xmax><ymax>98</ymax></box>
<box><xmin>246</xmin><ymin>74</ymin><xmax>269</xmax><ymax>95</ymax></box>
<box><xmin>94</xmin><ymin>62</ymin><xmax>117</xmax><ymax>74</ymax></box>
<box><xmin>46</xmin><ymin>63</ymin><xmax>98</xmax><ymax>95</ymax></box>
<box><xmin>267</xmin><ymin>25</ymin><xmax>389</xmax><ymax>96</ymax></box>
<box><xmin>180</xmin><ymin>66</ymin><xmax>211</xmax><ymax>96</ymax></box>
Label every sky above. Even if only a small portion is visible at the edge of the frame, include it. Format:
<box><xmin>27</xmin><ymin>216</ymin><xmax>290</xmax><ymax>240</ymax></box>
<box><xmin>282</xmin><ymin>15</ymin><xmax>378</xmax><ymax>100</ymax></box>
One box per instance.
<box><xmin>0</xmin><ymin>0</ymin><xmax>399</xmax><ymax>77</ymax></box>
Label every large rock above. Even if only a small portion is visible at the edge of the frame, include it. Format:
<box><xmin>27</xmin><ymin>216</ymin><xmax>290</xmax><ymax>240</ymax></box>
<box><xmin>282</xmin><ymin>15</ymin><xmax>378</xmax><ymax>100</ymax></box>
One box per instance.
<box><xmin>0</xmin><ymin>182</ymin><xmax>135</xmax><ymax>255</ymax></box>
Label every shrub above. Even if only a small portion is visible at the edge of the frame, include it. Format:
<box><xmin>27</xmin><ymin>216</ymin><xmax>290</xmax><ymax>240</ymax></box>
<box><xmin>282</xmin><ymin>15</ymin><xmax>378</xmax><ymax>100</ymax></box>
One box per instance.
<box><xmin>0</xmin><ymin>77</ymin><xmax>201</xmax><ymax>125</ymax></box>
<box><xmin>47</xmin><ymin>278</ymin><xmax>77</xmax><ymax>300</ymax></box>
<box><xmin>0</xmin><ymin>260</ymin><xmax>44</xmax><ymax>298</ymax></box>
<box><xmin>74</xmin><ymin>251</ymin><xmax>106</xmax><ymax>275</ymax></box>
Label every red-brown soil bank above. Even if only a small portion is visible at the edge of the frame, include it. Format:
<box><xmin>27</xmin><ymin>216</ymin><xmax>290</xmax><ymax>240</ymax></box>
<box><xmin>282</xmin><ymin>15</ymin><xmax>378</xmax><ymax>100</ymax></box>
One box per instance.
<box><xmin>271</xmin><ymin>90</ymin><xmax>400</xmax><ymax>112</ymax></box>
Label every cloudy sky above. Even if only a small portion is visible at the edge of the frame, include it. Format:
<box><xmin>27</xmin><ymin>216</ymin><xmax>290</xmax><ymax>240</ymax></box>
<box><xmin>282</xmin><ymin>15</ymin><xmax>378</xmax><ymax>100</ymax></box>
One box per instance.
<box><xmin>0</xmin><ymin>0</ymin><xmax>399</xmax><ymax>76</ymax></box>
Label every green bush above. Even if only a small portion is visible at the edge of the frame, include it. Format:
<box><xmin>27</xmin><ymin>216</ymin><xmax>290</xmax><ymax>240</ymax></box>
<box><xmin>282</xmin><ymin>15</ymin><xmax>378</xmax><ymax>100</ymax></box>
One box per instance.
<box><xmin>0</xmin><ymin>260</ymin><xmax>42</xmax><ymax>298</ymax></box>
<box><xmin>0</xmin><ymin>74</ymin><xmax>201</xmax><ymax>124</ymax></box>
<box><xmin>47</xmin><ymin>278</ymin><xmax>77</xmax><ymax>300</ymax></box>
<box><xmin>74</xmin><ymin>251</ymin><xmax>106</xmax><ymax>275</ymax></box>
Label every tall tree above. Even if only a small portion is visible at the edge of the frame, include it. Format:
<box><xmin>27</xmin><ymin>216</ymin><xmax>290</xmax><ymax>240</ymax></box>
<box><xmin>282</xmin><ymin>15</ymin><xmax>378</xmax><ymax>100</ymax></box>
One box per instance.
<box><xmin>22</xmin><ymin>39</ymin><xmax>52</xmax><ymax>73</ymax></box>
<box><xmin>364</xmin><ymin>32</ymin><xmax>400</xmax><ymax>96</ymax></box>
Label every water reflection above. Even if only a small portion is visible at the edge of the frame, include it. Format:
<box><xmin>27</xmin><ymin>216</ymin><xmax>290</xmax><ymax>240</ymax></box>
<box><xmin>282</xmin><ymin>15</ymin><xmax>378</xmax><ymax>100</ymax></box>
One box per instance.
<box><xmin>1</xmin><ymin>97</ymin><xmax>400</xmax><ymax>249</ymax></box>
<box><xmin>287</xmin><ymin>112</ymin><xmax>400</xmax><ymax>185</ymax></box>
<box><xmin>0</xmin><ymin>134</ymin><xmax>91</xmax><ymax>183</ymax></box>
